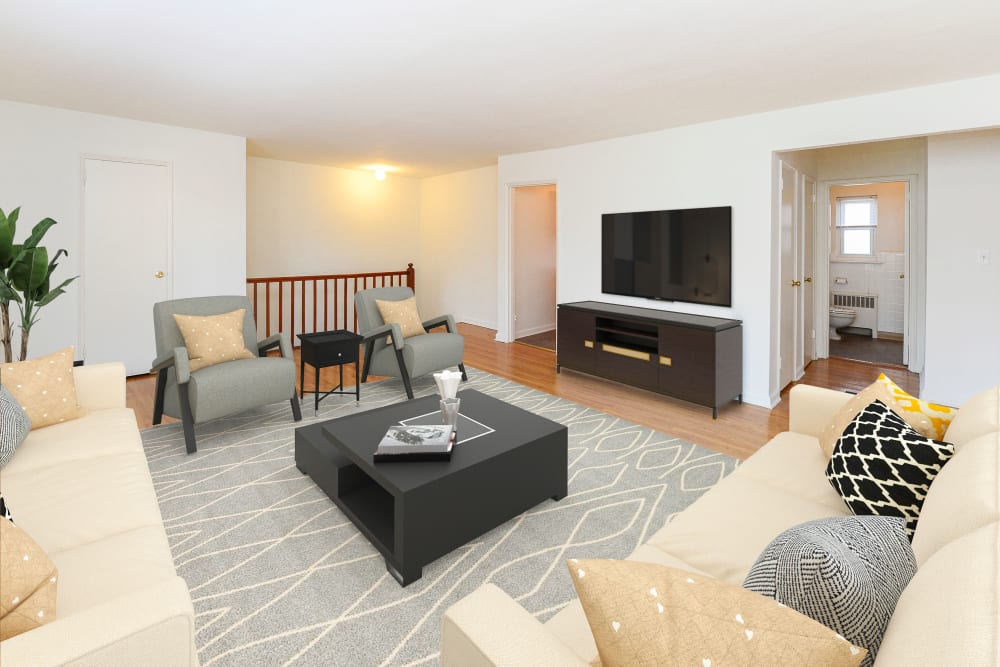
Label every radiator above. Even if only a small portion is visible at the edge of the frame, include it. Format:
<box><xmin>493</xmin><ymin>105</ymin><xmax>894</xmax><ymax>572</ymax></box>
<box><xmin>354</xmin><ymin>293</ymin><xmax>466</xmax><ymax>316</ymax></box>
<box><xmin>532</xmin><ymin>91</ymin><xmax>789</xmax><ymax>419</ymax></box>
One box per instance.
<box><xmin>831</xmin><ymin>292</ymin><xmax>879</xmax><ymax>339</ymax></box>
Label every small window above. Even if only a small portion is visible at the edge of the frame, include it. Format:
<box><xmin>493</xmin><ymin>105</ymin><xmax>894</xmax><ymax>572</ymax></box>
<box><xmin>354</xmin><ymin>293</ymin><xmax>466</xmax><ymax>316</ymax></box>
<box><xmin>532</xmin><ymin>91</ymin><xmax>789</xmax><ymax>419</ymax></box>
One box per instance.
<box><xmin>834</xmin><ymin>196</ymin><xmax>877</xmax><ymax>260</ymax></box>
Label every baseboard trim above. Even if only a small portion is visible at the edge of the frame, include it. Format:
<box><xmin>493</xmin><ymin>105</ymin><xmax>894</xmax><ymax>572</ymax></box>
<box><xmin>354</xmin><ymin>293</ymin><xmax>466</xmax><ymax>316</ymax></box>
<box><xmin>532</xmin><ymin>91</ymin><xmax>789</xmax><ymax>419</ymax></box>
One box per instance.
<box><xmin>457</xmin><ymin>317</ymin><xmax>496</xmax><ymax>330</ymax></box>
<box><xmin>515</xmin><ymin>323</ymin><xmax>556</xmax><ymax>338</ymax></box>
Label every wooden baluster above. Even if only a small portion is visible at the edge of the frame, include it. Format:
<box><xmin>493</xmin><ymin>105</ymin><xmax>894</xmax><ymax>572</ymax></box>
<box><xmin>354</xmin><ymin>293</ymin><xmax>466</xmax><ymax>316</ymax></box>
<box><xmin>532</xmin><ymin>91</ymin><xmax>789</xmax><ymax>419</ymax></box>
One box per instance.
<box><xmin>342</xmin><ymin>279</ymin><xmax>348</xmax><ymax>334</ymax></box>
<box><xmin>288</xmin><ymin>281</ymin><xmax>294</xmax><ymax>339</ymax></box>
<box><xmin>353</xmin><ymin>277</ymin><xmax>358</xmax><ymax>332</ymax></box>
<box><xmin>278</xmin><ymin>281</ymin><xmax>283</xmax><ymax>334</ymax></box>
<box><xmin>313</xmin><ymin>279</ymin><xmax>318</xmax><ymax>333</ymax></box>
<box><xmin>406</xmin><ymin>263</ymin><xmax>415</xmax><ymax>292</ymax></box>
<box><xmin>324</xmin><ymin>279</ymin><xmax>329</xmax><ymax>331</ymax></box>
<box><xmin>300</xmin><ymin>279</ymin><xmax>306</xmax><ymax>337</ymax></box>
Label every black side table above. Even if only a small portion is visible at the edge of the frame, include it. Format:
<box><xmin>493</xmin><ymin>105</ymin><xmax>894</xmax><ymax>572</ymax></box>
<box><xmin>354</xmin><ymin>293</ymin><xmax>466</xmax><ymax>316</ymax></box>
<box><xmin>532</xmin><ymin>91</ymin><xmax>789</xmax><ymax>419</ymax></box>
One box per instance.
<box><xmin>296</xmin><ymin>330</ymin><xmax>363</xmax><ymax>412</ymax></box>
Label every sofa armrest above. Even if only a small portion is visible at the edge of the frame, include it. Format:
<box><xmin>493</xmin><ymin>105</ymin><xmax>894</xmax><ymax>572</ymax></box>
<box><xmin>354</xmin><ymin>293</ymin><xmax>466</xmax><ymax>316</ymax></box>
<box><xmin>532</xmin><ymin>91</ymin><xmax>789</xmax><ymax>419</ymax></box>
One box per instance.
<box><xmin>72</xmin><ymin>362</ymin><xmax>127</xmax><ymax>411</ymax></box>
<box><xmin>0</xmin><ymin>576</ymin><xmax>197</xmax><ymax>667</ymax></box>
<box><xmin>788</xmin><ymin>384</ymin><xmax>854</xmax><ymax>438</ymax></box>
<box><xmin>441</xmin><ymin>583</ymin><xmax>587</xmax><ymax>667</ymax></box>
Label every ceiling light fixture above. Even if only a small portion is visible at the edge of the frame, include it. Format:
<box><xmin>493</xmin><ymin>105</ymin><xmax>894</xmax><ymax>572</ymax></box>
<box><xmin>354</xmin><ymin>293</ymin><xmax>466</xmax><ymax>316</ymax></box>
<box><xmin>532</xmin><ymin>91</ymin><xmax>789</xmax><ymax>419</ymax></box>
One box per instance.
<box><xmin>374</xmin><ymin>168</ymin><xmax>386</xmax><ymax>181</ymax></box>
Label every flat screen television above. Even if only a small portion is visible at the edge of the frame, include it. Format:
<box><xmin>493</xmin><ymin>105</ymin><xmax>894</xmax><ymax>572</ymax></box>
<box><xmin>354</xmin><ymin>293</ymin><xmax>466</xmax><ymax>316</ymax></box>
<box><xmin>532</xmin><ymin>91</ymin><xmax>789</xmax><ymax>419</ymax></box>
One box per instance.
<box><xmin>602</xmin><ymin>206</ymin><xmax>732</xmax><ymax>307</ymax></box>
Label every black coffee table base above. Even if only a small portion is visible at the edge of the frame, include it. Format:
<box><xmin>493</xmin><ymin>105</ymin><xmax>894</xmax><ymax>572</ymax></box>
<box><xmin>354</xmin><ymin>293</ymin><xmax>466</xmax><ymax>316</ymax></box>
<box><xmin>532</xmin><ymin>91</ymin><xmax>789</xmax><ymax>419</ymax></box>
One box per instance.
<box><xmin>294</xmin><ymin>396</ymin><xmax>567</xmax><ymax>586</ymax></box>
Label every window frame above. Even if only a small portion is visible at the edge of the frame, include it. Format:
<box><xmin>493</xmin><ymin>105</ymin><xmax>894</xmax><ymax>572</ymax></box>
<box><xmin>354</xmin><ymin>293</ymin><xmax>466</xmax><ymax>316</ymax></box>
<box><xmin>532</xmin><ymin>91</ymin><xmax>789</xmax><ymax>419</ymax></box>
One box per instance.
<box><xmin>833</xmin><ymin>195</ymin><xmax>878</xmax><ymax>262</ymax></box>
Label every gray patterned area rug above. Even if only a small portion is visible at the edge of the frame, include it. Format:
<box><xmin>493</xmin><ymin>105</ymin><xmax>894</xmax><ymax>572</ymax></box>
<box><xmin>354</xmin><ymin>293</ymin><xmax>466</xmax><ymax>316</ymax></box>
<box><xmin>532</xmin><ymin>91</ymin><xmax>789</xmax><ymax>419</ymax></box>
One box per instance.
<box><xmin>141</xmin><ymin>367</ymin><xmax>738</xmax><ymax>667</ymax></box>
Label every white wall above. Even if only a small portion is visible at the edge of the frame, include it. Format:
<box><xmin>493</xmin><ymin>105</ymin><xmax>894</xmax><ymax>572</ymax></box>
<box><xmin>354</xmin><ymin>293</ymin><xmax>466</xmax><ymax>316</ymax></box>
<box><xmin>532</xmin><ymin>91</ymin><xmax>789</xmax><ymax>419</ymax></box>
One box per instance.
<box><xmin>513</xmin><ymin>185</ymin><xmax>556</xmax><ymax>337</ymax></box>
<box><xmin>925</xmin><ymin>129</ymin><xmax>1000</xmax><ymax>405</ymax></box>
<box><xmin>246</xmin><ymin>157</ymin><xmax>420</xmax><ymax>278</ymax></box>
<box><xmin>418</xmin><ymin>165</ymin><xmax>498</xmax><ymax>328</ymax></box>
<box><xmin>0</xmin><ymin>99</ymin><xmax>246</xmax><ymax>359</ymax></box>
<box><xmin>497</xmin><ymin>74</ymin><xmax>1000</xmax><ymax>407</ymax></box>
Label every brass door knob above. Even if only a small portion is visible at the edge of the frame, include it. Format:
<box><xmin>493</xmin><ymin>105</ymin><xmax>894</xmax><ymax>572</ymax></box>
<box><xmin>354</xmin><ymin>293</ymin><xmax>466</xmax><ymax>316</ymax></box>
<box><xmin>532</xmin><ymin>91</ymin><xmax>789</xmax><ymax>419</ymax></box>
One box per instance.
<box><xmin>790</xmin><ymin>280</ymin><xmax>801</xmax><ymax>287</ymax></box>
<box><xmin>899</xmin><ymin>274</ymin><xmax>905</xmax><ymax>279</ymax></box>
<box><xmin>804</xmin><ymin>277</ymin><xmax>813</xmax><ymax>283</ymax></box>
<box><xmin>154</xmin><ymin>271</ymin><xmax>165</xmax><ymax>278</ymax></box>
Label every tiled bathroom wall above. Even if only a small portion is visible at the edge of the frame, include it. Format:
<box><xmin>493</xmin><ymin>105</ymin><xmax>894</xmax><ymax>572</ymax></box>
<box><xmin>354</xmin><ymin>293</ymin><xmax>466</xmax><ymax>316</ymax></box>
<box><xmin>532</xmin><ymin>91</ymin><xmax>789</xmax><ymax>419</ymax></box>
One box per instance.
<box><xmin>829</xmin><ymin>251</ymin><xmax>905</xmax><ymax>334</ymax></box>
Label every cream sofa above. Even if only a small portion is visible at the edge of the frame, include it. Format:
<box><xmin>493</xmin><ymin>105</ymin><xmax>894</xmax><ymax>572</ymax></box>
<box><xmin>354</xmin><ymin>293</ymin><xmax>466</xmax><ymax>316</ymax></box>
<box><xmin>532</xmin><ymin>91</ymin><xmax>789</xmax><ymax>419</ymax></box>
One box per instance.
<box><xmin>441</xmin><ymin>384</ymin><xmax>1000</xmax><ymax>666</ymax></box>
<box><xmin>0</xmin><ymin>363</ymin><xmax>197</xmax><ymax>666</ymax></box>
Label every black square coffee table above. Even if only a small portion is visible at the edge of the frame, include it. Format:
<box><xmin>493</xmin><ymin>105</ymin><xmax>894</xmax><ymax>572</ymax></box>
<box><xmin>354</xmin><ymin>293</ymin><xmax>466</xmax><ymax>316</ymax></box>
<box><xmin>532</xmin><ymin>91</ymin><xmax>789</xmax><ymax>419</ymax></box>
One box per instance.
<box><xmin>294</xmin><ymin>389</ymin><xmax>568</xmax><ymax>585</ymax></box>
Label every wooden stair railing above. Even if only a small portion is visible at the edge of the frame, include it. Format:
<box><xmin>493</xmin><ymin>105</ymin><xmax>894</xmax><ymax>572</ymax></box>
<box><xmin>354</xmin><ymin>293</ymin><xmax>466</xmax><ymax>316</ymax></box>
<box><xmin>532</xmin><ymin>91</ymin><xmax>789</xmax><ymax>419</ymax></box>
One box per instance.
<box><xmin>246</xmin><ymin>263</ymin><xmax>415</xmax><ymax>342</ymax></box>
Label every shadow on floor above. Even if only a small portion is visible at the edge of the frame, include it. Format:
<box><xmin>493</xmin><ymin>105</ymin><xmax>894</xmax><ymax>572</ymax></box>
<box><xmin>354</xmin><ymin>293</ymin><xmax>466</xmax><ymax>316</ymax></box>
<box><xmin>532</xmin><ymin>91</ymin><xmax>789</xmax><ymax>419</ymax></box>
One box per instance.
<box><xmin>515</xmin><ymin>329</ymin><xmax>556</xmax><ymax>351</ymax></box>
<box><xmin>830</xmin><ymin>332</ymin><xmax>903</xmax><ymax>366</ymax></box>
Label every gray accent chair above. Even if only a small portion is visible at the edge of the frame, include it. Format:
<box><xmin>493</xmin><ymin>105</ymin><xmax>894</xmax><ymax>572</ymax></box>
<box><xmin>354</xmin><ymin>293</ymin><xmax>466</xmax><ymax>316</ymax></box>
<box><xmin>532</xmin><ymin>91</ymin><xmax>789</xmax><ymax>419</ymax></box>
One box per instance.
<box><xmin>355</xmin><ymin>287</ymin><xmax>467</xmax><ymax>399</ymax></box>
<box><xmin>151</xmin><ymin>295</ymin><xmax>302</xmax><ymax>453</ymax></box>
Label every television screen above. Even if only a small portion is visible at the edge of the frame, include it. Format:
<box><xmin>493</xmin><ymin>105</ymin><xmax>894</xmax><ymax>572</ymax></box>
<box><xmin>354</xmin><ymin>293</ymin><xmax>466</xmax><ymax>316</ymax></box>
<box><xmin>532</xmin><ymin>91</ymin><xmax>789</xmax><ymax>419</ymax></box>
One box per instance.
<box><xmin>601</xmin><ymin>206</ymin><xmax>732</xmax><ymax>307</ymax></box>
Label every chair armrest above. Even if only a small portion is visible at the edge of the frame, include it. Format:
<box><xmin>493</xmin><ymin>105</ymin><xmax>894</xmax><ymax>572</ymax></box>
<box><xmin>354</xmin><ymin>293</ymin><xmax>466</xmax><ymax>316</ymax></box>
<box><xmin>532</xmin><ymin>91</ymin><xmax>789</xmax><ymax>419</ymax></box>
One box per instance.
<box><xmin>789</xmin><ymin>384</ymin><xmax>854</xmax><ymax>438</ymax></box>
<box><xmin>150</xmin><ymin>348</ymin><xmax>191</xmax><ymax>383</ymax></box>
<box><xmin>441</xmin><ymin>583</ymin><xmax>587</xmax><ymax>667</ymax></box>
<box><xmin>361</xmin><ymin>322</ymin><xmax>406</xmax><ymax>350</ymax></box>
<box><xmin>258</xmin><ymin>331</ymin><xmax>292</xmax><ymax>359</ymax></box>
<box><xmin>72</xmin><ymin>362</ymin><xmax>126</xmax><ymax>411</ymax></box>
<box><xmin>171</xmin><ymin>347</ymin><xmax>192</xmax><ymax>384</ymax></box>
<box><xmin>0</xmin><ymin>576</ymin><xmax>197</xmax><ymax>667</ymax></box>
<box><xmin>423</xmin><ymin>314</ymin><xmax>458</xmax><ymax>334</ymax></box>
<box><xmin>150</xmin><ymin>352</ymin><xmax>175</xmax><ymax>373</ymax></box>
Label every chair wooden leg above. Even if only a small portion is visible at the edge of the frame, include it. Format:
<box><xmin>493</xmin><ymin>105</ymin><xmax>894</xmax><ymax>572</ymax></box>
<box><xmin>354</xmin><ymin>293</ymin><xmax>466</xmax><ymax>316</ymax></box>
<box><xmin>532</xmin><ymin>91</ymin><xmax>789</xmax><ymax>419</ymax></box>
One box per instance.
<box><xmin>290</xmin><ymin>394</ymin><xmax>302</xmax><ymax>421</ymax></box>
<box><xmin>177</xmin><ymin>383</ymin><xmax>197</xmax><ymax>454</ymax></box>
<box><xmin>394</xmin><ymin>348</ymin><xmax>414</xmax><ymax>399</ymax></box>
<box><xmin>458</xmin><ymin>363</ymin><xmax>468</xmax><ymax>382</ymax></box>
<box><xmin>152</xmin><ymin>369</ymin><xmax>168</xmax><ymax>425</ymax></box>
<box><xmin>361</xmin><ymin>341</ymin><xmax>374</xmax><ymax>384</ymax></box>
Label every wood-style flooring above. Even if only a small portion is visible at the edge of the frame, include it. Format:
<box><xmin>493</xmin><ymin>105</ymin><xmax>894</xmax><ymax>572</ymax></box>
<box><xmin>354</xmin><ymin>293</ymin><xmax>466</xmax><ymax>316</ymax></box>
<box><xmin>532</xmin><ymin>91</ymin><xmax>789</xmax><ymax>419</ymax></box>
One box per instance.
<box><xmin>126</xmin><ymin>323</ymin><xmax>918</xmax><ymax>461</ymax></box>
<box><xmin>515</xmin><ymin>329</ymin><xmax>556</xmax><ymax>351</ymax></box>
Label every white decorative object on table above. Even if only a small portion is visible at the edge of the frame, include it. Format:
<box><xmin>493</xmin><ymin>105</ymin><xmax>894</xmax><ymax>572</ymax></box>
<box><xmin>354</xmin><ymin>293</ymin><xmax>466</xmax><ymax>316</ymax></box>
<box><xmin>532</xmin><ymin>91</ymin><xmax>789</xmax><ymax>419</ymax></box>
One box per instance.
<box><xmin>433</xmin><ymin>370</ymin><xmax>462</xmax><ymax>400</ymax></box>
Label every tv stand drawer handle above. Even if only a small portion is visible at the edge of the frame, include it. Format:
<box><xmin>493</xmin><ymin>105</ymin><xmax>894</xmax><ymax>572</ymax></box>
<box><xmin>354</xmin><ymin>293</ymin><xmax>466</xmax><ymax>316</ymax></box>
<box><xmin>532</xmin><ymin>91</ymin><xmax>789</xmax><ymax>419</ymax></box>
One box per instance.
<box><xmin>659</xmin><ymin>356</ymin><xmax>672</xmax><ymax>366</ymax></box>
<box><xmin>584</xmin><ymin>340</ymin><xmax>594</xmax><ymax>349</ymax></box>
<box><xmin>602</xmin><ymin>344</ymin><xmax>650</xmax><ymax>362</ymax></box>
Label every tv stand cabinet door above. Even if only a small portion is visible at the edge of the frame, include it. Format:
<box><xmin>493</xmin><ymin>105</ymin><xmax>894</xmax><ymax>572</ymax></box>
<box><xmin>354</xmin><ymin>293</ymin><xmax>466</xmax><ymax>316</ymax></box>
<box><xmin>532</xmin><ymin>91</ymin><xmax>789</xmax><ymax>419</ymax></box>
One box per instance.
<box><xmin>658</xmin><ymin>325</ymin><xmax>715</xmax><ymax>406</ymax></box>
<box><xmin>557</xmin><ymin>308</ymin><xmax>596</xmax><ymax>373</ymax></box>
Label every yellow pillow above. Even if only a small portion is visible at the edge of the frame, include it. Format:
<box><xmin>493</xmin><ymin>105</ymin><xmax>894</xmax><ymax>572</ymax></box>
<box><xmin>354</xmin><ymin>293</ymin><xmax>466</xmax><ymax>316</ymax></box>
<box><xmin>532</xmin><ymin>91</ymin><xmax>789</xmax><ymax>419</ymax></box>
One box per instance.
<box><xmin>818</xmin><ymin>380</ymin><xmax>934</xmax><ymax>458</ymax></box>
<box><xmin>568</xmin><ymin>559</ymin><xmax>865</xmax><ymax>667</ymax></box>
<box><xmin>0</xmin><ymin>346</ymin><xmax>84</xmax><ymax>429</ymax></box>
<box><xmin>876</xmin><ymin>374</ymin><xmax>957</xmax><ymax>441</ymax></box>
<box><xmin>0</xmin><ymin>518</ymin><xmax>58</xmax><ymax>641</ymax></box>
<box><xmin>172</xmin><ymin>309</ymin><xmax>256</xmax><ymax>372</ymax></box>
<box><xmin>375</xmin><ymin>297</ymin><xmax>426</xmax><ymax>345</ymax></box>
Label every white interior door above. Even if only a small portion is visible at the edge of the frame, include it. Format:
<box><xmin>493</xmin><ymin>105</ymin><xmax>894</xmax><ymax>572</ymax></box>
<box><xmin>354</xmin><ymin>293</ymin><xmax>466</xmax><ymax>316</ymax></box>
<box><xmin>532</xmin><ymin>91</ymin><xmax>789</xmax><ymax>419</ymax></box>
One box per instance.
<box><xmin>802</xmin><ymin>175</ymin><xmax>816</xmax><ymax>366</ymax></box>
<box><xmin>779</xmin><ymin>162</ymin><xmax>797</xmax><ymax>389</ymax></box>
<box><xmin>83</xmin><ymin>158</ymin><xmax>170</xmax><ymax>375</ymax></box>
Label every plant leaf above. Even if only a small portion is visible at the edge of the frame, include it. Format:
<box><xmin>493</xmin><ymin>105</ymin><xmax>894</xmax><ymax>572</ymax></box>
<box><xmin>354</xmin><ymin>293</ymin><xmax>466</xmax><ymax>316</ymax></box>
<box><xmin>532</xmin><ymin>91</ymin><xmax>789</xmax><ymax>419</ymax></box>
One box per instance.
<box><xmin>22</xmin><ymin>217</ymin><xmax>56</xmax><ymax>250</ymax></box>
<box><xmin>0</xmin><ymin>206</ymin><xmax>16</xmax><ymax>268</ymax></box>
<box><xmin>10</xmin><ymin>247</ymin><xmax>49</xmax><ymax>292</ymax></box>
<box><xmin>0</xmin><ymin>276</ymin><xmax>22</xmax><ymax>303</ymax></box>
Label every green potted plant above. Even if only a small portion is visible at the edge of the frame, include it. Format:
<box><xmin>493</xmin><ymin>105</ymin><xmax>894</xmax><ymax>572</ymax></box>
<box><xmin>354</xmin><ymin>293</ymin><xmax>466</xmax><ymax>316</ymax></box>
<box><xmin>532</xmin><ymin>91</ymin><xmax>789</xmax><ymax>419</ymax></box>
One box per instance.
<box><xmin>0</xmin><ymin>207</ymin><xmax>77</xmax><ymax>362</ymax></box>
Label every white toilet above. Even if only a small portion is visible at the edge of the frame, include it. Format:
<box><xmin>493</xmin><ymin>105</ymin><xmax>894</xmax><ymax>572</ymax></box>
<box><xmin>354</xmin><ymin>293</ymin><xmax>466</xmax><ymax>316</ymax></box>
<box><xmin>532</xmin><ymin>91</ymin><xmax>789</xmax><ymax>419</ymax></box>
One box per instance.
<box><xmin>829</xmin><ymin>307</ymin><xmax>856</xmax><ymax>341</ymax></box>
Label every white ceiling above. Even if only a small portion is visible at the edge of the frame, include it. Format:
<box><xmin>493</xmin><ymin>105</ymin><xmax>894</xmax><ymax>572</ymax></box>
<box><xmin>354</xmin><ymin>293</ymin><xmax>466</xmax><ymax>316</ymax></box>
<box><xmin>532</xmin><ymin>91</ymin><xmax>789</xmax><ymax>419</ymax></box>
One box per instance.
<box><xmin>3</xmin><ymin>1</ymin><xmax>1000</xmax><ymax>176</ymax></box>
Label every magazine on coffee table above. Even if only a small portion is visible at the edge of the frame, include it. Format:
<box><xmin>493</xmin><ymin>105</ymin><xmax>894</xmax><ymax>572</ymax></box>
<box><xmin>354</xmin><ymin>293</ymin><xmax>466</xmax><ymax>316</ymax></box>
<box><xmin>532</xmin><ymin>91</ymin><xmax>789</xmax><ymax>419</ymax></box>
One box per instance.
<box><xmin>373</xmin><ymin>424</ymin><xmax>456</xmax><ymax>462</ymax></box>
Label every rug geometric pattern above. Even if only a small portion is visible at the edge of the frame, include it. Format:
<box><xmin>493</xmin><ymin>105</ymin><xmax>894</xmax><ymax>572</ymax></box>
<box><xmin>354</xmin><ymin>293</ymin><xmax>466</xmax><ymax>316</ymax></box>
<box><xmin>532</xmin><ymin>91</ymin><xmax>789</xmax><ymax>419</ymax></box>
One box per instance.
<box><xmin>141</xmin><ymin>367</ymin><xmax>738</xmax><ymax>666</ymax></box>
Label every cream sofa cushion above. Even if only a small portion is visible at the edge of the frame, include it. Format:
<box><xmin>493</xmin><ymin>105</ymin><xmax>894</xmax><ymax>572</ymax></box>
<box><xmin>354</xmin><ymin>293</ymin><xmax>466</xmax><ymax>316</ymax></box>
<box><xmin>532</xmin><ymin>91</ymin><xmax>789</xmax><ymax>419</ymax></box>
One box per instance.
<box><xmin>646</xmin><ymin>472</ymin><xmax>851</xmax><ymax>585</ymax></box>
<box><xmin>911</xmin><ymin>431</ymin><xmax>1000</xmax><ymax>565</ymax></box>
<box><xmin>733</xmin><ymin>432</ymin><xmax>849</xmax><ymax>513</ymax></box>
<box><xmin>1</xmin><ymin>409</ymin><xmax>142</xmax><ymax>475</ymax></box>
<box><xmin>876</xmin><ymin>523</ymin><xmax>999</xmax><ymax>665</ymax></box>
<box><xmin>1</xmin><ymin>452</ymin><xmax>164</xmax><ymax>554</ymax></box>
<box><xmin>943</xmin><ymin>385</ymin><xmax>1000</xmax><ymax>447</ymax></box>
<box><xmin>51</xmin><ymin>526</ymin><xmax>178</xmax><ymax>616</ymax></box>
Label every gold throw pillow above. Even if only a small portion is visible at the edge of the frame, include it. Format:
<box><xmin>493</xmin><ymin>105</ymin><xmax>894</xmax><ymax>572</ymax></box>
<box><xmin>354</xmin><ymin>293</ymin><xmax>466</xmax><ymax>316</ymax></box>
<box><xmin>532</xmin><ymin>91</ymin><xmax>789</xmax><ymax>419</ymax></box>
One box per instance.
<box><xmin>173</xmin><ymin>309</ymin><xmax>256</xmax><ymax>372</ymax></box>
<box><xmin>0</xmin><ymin>519</ymin><xmax>58</xmax><ymax>641</ymax></box>
<box><xmin>0</xmin><ymin>346</ymin><xmax>84</xmax><ymax>429</ymax></box>
<box><xmin>818</xmin><ymin>380</ymin><xmax>935</xmax><ymax>458</ymax></box>
<box><xmin>569</xmin><ymin>559</ymin><xmax>865</xmax><ymax>667</ymax></box>
<box><xmin>876</xmin><ymin>373</ymin><xmax>957</xmax><ymax>441</ymax></box>
<box><xmin>375</xmin><ymin>297</ymin><xmax>426</xmax><ymax>345</ymax></box>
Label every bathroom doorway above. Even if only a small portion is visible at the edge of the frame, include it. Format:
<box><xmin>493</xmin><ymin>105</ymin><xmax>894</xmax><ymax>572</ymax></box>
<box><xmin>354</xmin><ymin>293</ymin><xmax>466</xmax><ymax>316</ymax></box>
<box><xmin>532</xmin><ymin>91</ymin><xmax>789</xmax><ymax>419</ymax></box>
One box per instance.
<box><xmin>824</xmin><ymin>178</ymin><xmax>913</xmax><ymax>368</ymax></box>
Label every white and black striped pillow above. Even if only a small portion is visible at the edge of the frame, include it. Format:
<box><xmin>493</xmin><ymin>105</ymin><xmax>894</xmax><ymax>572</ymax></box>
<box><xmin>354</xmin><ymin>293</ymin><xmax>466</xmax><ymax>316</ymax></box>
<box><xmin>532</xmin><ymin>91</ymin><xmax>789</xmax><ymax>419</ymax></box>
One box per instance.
<box><xmin>0</xmin><ymin>385</ymin><xmax>32</xmax><ymax>467</ymax></box>
<box><xmin>743</xmin><ymin>516</ymin><xmax>915</xmax><ymax>667</ymax></box>
<box><xmin>0</xmin><ymin>492</ymin><xmax>12</xmax><ymax>524</ymax></box>
<box><xmin>826</xmin><ymin>399</ymin><xmax>954</xmax><ymax>537</ymax></box>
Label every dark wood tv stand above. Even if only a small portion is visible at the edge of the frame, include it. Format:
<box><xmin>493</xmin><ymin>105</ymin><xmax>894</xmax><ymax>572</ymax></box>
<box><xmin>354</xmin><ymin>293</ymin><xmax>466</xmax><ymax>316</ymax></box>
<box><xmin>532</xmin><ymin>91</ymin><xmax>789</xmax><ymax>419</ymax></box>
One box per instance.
<box><xmin>557</xmin><ymin>301</ymin><xmax>742</xmax><ymax>418</ymax></box>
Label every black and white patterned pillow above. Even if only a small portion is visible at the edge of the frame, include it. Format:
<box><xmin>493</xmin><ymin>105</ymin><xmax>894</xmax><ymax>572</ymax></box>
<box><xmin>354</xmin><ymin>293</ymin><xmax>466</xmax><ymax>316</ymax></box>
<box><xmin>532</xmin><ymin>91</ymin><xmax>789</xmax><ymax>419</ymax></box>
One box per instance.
<box><xmin>826</xmin><ymin>399</ymin><xmax>954</xmax><ymax>537</ymax></box>
<box><xmin>0</xmin><ymin>492</ymin><xmax>12</xmax><ymax>524</ymax></box>
<box><xmin>743</xmin><ymin>516</ymin><xmax>915</xmax><ymax>667</ymax></box>
<box><xmin>0</xmin><ymin>385</ymin><xmax>32</xmax><ymax>467</ymax></box>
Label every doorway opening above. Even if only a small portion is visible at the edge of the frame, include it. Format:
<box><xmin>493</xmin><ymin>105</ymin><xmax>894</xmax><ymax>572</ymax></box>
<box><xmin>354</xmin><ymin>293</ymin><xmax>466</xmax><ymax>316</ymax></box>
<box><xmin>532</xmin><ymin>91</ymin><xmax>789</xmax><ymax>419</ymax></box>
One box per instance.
<box><xmin>511</xmin><ymin>184</ymin><xmax>557</xmax><ymax>351</ymax></box>
<box><xmin>774</xmin><ymin>137</ymin><xmax>926</xmax><ymax>400</ymax></box>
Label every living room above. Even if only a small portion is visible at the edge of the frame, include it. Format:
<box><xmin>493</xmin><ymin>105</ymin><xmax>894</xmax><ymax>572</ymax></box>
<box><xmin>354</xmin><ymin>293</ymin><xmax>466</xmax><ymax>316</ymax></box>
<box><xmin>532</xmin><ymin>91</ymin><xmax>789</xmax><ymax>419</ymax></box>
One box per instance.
<box><xmin>2</xmin><ymin>3</ymin><xmax>999</xmax><ymax>666</ymax></box>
